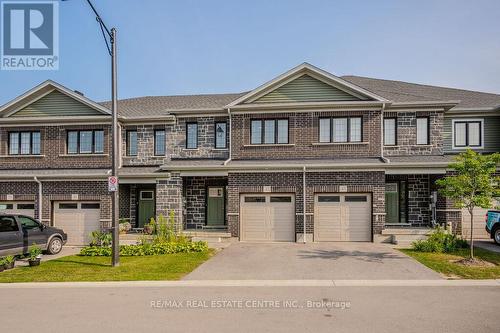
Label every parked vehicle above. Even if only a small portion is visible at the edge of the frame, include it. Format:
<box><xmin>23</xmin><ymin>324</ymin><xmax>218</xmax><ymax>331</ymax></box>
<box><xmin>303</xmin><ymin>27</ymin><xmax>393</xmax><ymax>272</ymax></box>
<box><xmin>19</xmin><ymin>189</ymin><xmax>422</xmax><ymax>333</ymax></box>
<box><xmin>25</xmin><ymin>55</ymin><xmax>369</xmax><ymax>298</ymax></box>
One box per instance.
<box><xmin>0</xmin><ymin>214</ymin><xmax>67</xmax><ymax>256</ymax></box>
<box><xmin>485</xmin><ymin>210</ymin><xmax>500</xmax><ymax>245</ymax></box>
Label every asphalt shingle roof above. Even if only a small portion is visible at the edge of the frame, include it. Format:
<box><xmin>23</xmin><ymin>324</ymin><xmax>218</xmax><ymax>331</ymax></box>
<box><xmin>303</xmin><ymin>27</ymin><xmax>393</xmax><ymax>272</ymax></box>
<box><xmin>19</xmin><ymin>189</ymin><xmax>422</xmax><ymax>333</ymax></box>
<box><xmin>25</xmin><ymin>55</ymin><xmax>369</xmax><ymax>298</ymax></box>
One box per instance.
<box><xmin>341</xmin><ymin>76</ymin><xmax>500</xmax><ymax>109</ymax></box>
<box><xmin>100</xmin><ymin>92</ymin><xmax>246</xmax><ymax>118</ymax></box>
<box><xmin>100</xmin><ymin>76</ymin><xmax>500</xmax><ymax>117</ymax></box>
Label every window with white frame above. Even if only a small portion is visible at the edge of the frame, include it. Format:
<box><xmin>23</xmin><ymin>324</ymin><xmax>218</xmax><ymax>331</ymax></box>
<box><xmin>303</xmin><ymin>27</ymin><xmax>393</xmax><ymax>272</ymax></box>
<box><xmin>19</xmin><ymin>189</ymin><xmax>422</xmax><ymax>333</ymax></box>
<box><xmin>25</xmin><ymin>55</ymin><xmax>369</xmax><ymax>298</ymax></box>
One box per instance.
<box><xmin>318</xmin><ymin>117</ymin><xmax>362</xmax><ymax>143</ymax></box>
<box><xmin>453</xmin><ymin>119</ymin><xmax>482</xmax><ymax>148</ymax></box>
<box><xmin>383</xmin><ymin>118</ymin><xmax>397</xmax><ymax>146</ymax></box>
<box><xmin>416</xmin><ymin>117</ymin><xmax>429</xmax><ymax>145</ymax></box>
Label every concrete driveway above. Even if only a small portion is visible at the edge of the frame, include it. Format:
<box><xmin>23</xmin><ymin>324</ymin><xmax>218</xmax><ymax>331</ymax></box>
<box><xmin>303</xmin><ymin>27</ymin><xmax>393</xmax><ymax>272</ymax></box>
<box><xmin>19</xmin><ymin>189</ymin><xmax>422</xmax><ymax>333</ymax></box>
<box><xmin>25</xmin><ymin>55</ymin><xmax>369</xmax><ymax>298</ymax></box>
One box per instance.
<box><xmin>184</xmin><ymin>242</ymin><xmax>441</xmax><ymax>280</ymax></box>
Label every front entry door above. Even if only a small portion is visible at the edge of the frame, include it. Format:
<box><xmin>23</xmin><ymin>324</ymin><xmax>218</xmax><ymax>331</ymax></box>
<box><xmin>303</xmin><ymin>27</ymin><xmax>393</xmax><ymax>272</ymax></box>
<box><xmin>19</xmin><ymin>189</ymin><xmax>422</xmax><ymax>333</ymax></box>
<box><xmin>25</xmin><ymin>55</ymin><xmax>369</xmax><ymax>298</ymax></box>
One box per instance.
<box><xmin>206</xmin><ymin>187</ymin><xmax>224</xmax><ymax>226</ymax></box>
<box><xmin>385</xmin><ymin>183</ymin><xmax>399</xmax><ymax>224</ymax></box>
<box><xmin>138</xmin><ymin>190</ymin><xmax>155</xmax><ymax>228</ymax></box>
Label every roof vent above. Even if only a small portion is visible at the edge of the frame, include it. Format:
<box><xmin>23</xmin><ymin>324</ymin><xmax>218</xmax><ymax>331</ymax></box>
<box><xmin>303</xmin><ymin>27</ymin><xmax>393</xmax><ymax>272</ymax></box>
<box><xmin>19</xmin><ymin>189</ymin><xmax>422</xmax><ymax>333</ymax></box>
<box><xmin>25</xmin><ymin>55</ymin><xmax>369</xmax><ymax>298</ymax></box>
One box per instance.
<box><xmin>74</xmin><ymin>90</ymin><xmax>84</xmax><ymax>96</ymax></box>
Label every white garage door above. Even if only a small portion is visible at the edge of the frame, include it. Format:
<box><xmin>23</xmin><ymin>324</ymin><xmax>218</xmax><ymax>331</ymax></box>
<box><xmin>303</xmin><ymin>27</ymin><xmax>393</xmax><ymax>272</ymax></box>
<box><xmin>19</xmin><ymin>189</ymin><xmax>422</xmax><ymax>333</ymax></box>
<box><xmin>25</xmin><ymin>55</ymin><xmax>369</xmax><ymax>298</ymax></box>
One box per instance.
<box><xmin>314</xmin><ymin>193</ymin><xmax>371</xmax><ymax>242</ymax></box>
<box><xmin>53</xmin><ymin>202</ymin><xmax>101</xmax><ymax>245</ymax></box>
<box><xmin>0</xmin><ymin>202</ymin><xmax>35</xmax><ymax>217</ymax></box>
<box><xmin>240</xmin><ymin>194</ymin><xmax>295</xmax><ymax>242</ymax></box>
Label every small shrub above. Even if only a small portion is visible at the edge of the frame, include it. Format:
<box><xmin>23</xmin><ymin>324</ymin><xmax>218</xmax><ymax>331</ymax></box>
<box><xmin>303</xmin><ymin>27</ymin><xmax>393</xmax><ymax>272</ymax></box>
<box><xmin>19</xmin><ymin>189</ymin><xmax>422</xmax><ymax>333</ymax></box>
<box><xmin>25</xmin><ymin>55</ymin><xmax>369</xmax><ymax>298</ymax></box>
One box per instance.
<box><xmin>29</xmin><ymin>243</ymin><xmax>42</xmax><ymax>260</ymax></box>
<box><xmin>411</xmin><ymin>227</ymin><xmax>468</xmax><ymax>253</ymax></box>
<box><xmin>89</xmin><ymin>230</ymin><xmax>112</xmax><ymax>247</ymax></box>
<box><xmin>79</xmin><ymin>241</ymin><xmax>208</xmax><ymax>257</ymax></box>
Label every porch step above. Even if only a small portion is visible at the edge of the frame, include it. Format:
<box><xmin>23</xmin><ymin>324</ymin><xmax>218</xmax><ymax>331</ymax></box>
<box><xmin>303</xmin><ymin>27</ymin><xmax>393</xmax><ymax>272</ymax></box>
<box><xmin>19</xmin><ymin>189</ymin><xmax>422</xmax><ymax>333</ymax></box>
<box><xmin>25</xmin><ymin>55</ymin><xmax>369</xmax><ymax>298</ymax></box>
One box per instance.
<box><xmin>379</xmin><ymin>228</ymin><xmax>433</xmax><ymax>248</ymax></box>
<box><xmin>183</xmin><ymin>230</ymin><xmax>233</xmax><ymax>244</ymax></box>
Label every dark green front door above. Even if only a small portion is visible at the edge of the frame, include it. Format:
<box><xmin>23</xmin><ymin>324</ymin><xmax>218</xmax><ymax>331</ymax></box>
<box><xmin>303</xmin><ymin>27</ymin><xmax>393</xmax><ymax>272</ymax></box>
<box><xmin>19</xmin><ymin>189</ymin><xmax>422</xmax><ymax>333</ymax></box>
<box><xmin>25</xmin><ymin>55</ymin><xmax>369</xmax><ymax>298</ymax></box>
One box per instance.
<box><xmin>207</xmin><ymin>187</ymin><xmax>225</xmax><ymax>226</ymax></box>
<box><xmin>385</xmin><ymin>183</ymin><xmax>399</xmax><ymax>224</ymax></box>
<box><xmin>138</xmin><ymin>190</ymin><xmax>155</xmax><ymax>228</ymax></box>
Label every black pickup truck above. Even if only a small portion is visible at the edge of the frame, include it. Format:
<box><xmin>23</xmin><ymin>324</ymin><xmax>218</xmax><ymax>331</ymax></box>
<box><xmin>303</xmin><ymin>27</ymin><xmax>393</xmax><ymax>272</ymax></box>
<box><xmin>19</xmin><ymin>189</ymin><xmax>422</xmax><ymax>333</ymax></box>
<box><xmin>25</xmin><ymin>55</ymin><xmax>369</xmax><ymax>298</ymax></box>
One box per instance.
<box><xmin>0</xmin><ymin>214</ymin><xmax>67</xmax><ymax>256</ymax></box>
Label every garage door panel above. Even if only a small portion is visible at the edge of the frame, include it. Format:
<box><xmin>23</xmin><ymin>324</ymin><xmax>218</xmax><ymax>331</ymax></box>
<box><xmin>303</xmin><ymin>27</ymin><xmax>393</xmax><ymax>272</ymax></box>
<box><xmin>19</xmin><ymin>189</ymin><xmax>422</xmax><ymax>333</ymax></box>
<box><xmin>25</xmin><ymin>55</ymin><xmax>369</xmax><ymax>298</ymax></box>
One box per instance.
<box><xmin>241</xmin><ymin>194</ymin><xmax>295</xmax><ymax>242</ymax></box>
<box><xmin>461</xmin><ymin>207</ymin><xmax>493</xmax><ymax>239</ymax></box>
<box><xmin>54</xmin><ymin>202</ymin><xmax>100</xmax><ymax>245</ymax></box>
<box><xmin>315</xmin><ymin>194</ymin><xmax>371</xmax><ymax>242</ymax></box>
<box><xmin>0</xmin><ymin>202</ymin><xmax>35</xmax><ymax>218</ymax></box>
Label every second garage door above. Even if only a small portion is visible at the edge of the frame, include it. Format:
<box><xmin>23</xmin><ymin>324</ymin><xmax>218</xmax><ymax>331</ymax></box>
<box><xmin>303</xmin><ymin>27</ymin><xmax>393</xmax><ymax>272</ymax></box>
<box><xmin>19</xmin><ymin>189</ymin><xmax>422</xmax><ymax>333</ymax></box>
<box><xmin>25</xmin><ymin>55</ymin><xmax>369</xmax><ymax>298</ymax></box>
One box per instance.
<box><xmin>0</xmin><ymin>202</ymin><xmax>35</xmax><ymax>217</ymax></box>
<box><xmin>53</xmin><ymin>202</ymin><xmax>101</xmax><ymax>245</ymax></box>
<box><xmin>240</xmin><ymin>194</ymin><xmax>295</xmax><ymax>242</ymax></box>
<box><xmin>314</xmin><ymin>193</ymin><xmax>371</xmax><ymax>242</ymax></box>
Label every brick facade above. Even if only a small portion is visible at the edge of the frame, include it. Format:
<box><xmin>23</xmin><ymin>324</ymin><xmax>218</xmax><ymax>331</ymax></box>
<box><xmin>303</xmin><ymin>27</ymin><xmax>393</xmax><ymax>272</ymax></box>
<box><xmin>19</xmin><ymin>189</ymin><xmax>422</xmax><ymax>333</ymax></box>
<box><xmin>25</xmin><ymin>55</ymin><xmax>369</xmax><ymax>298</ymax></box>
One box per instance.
<box><xmin>226</xmin><ymin>171</ymin><xmax>386</xmax><ymax>239</ymax></box>
<box><xmin>0</xmin><ymin>180</ymin><xmax>112</xmax><ymax>229</ymax></box>
<box><xmin>0</xmin><ymin>124</ymin><xmax>112</xmax><ymax>169</ymax></box>
<box><xmin>231</xmin><ymin>110</ymin><xmax>382</xmax><ymax>160</ymax></box>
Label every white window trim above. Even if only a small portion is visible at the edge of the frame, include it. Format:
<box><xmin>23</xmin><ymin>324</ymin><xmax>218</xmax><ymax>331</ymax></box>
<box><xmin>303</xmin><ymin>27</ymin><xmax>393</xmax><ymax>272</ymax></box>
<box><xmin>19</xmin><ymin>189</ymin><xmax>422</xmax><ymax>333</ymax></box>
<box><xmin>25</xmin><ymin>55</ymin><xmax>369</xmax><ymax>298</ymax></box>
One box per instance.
<box><xmin>451</xmin><ymin>118</ymin><xmax>484</xmax><ymax>150</ymax></box>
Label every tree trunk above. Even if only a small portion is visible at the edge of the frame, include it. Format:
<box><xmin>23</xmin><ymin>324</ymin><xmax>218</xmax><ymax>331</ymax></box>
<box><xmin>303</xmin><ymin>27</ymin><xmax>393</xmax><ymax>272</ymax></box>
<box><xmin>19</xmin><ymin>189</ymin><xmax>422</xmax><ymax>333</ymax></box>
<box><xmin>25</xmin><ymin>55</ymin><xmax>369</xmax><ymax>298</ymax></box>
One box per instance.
<box><xmin>469</xmin><ymin>210</ymin><xmax>474</xmax><ymax>259</ymax></box>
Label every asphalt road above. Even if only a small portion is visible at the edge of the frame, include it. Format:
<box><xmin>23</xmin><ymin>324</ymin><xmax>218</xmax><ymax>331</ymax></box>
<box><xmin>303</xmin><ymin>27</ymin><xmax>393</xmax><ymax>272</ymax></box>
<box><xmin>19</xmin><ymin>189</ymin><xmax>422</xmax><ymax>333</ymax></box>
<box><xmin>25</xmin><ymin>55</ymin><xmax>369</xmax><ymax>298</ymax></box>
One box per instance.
<box><xmin>1</xmin><ymin>284</ymin><xmax>498</xmax><ymax>333</ymax></box>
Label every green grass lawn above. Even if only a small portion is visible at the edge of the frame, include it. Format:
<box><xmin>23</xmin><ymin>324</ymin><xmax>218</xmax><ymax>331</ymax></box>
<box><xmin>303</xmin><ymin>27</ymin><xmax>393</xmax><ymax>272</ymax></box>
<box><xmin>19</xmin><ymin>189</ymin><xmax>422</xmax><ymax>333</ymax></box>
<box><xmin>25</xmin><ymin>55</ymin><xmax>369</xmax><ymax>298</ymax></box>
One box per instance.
<box><xmin>0</xmin><ymin>251</ymin><xmax>213</xmax><ymax>283</ymax></box>
<box><xmin>401</xmin><ymin>247</ymin><xmax>500</xmax><ymax>279</ymax></box>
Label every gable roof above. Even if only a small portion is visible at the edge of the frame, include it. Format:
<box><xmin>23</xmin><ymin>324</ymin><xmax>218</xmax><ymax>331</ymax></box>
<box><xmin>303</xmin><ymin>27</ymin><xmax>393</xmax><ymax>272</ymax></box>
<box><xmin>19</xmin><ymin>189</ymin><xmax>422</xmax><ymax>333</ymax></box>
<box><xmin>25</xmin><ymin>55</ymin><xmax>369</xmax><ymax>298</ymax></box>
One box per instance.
<box><xmin>227</xmin><ymin>63</ymin><xmax>389</xmax><ymax>107</ymax></box>
<box><xmin>0</xmin><ymin>80</ymin><xmax>111</xmax><ymax>118</ymax></box>
<box><xmin>342</xmin><ymin>75</ymin><xmax>500</xmax><ymax>110</ymax></box>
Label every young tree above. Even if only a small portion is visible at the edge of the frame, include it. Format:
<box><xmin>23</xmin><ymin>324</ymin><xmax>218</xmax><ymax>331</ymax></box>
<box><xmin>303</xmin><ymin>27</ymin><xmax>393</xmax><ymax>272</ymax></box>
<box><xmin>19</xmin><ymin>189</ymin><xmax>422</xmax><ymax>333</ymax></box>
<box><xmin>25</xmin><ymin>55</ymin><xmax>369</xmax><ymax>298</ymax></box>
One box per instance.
<box><xmin>436</xmin><ymin>149</ymin><xmax>500</xmax><ymax>260</ymax></box>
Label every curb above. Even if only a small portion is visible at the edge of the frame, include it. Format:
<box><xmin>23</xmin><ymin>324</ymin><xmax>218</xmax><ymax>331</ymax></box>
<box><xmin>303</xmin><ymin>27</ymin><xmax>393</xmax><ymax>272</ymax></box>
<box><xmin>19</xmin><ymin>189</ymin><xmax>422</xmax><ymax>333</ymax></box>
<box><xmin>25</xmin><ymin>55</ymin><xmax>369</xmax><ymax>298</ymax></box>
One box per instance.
<box><xmin>1</xmin><ymin>279</ymin><xmax>499</xmax><ymax>288</ymax></box>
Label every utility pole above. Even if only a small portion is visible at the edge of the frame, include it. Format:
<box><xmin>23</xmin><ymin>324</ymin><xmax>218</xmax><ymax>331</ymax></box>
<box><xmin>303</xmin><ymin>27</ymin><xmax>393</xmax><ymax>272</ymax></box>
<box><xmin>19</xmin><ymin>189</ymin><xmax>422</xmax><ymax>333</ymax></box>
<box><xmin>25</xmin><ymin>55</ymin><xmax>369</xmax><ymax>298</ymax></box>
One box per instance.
<box><xmin>76</xmin><ymin>0</ymin><xmax>120</xmax><ymax>266</ymax></box>
<box><xmin>110</xmin><ymin>28</ymin><xmax>120</xmax><ymax>267</ymax></box>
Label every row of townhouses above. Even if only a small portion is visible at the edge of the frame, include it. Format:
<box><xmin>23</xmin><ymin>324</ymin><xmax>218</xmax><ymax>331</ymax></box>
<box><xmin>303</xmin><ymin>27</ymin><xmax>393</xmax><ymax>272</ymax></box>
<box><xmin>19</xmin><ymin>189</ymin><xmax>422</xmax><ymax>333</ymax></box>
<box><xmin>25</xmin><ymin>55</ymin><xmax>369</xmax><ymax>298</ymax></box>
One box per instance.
<box><xmin>1</xmin><ymin>63</ymin><xmax>499</xmax><ymax>245</ymax></box>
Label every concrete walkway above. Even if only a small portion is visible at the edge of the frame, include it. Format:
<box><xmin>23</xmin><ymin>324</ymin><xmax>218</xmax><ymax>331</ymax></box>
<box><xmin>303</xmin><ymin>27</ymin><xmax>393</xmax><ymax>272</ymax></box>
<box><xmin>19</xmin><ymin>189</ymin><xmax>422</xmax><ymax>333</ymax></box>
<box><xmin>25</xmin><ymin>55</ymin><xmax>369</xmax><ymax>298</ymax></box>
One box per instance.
<box><xmin>184</xmin><ymin>242</ymin><xmax>442</xmax><ymax>280</ymax></box>
<box><xmin>15</xmin><ymin>246</ymin><xmax>81</xmax><ymax>267</ymax></box>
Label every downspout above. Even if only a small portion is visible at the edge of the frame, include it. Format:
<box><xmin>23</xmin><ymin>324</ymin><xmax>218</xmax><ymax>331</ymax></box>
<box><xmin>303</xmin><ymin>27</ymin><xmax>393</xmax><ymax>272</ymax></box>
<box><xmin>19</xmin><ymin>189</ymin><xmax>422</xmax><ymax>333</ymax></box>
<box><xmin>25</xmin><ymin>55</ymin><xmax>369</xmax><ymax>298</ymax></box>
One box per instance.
<box><xmin>224</xmin><ymin>108</ymin><xmax>232</xmax><ymax>166</ymax></box>
<box><xmin>380</xmin><ymin>102</ymin><xmax>390</xmax><ymax>163</ymax></box>
<box><xmin>302</xmin><ymin>166</ymin><xmax>307</xmax><ymax>243</ymax></box>
<box><xmin>34</xmin><ymin>177</ymin><xmax>42</xmax><ymax>223</ymax></box>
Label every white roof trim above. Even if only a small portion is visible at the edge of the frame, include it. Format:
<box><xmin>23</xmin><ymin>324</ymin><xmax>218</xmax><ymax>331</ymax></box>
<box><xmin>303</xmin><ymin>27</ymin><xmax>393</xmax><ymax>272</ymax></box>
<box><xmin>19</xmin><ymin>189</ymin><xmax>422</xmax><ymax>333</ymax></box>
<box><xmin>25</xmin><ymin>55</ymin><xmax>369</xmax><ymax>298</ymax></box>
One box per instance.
<box><xmin>0</xmin><ymin>80</ymin><xmax>111</xmax><ymax>118</ymax></box>
<box><xmin>226</xmin><ymin>63</ymin><xmax>389</xmax><ymax>107</ymax></box>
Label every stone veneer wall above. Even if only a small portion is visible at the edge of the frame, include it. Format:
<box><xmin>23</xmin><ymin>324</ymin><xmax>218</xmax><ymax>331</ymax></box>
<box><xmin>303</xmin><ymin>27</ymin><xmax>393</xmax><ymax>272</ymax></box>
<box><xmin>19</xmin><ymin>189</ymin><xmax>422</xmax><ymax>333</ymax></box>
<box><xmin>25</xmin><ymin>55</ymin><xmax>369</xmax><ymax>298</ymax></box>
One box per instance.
<box><xmin>156</xmin><ymin>173</ymin><xmax>183</xmax><ymax>230</ymax></box>
<box><xmin>227</xmin><ymin>171</ymin><xmax>386</xmax><ymax>239</ymax></box>
<box><xmin>183</xmin><ymin>176</ymin><xmax>228</xmax><ymax>229</ymax></box>
<box><xmin>386</xmin><ymin>174</ymin><xmax>432</xmax><ymax>227</ymax></box>
<box><xmin>383</xmin><ymin>110</ymin><xmax>443</xmax><ymax>156</ymax></box>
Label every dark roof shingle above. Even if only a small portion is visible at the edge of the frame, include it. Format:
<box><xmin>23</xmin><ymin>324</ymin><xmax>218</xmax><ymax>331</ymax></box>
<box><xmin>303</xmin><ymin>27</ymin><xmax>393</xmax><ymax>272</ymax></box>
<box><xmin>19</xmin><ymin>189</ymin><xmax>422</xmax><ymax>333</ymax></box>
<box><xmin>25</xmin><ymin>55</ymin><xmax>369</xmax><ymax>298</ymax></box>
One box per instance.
<box><xmin>341</xmin><ymin>75</ymin><xmax>500</xmax><ymax>109</ymax></box>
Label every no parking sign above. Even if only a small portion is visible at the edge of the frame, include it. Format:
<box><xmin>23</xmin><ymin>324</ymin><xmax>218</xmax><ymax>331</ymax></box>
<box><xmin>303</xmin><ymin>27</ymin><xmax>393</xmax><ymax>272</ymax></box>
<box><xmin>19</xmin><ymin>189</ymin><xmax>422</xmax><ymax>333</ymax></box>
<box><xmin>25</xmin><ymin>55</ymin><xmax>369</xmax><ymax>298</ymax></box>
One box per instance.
<box><xmin>108</xmin><ymin>176</ymin><xmax>118</xmax><ymax>192</ymax></box>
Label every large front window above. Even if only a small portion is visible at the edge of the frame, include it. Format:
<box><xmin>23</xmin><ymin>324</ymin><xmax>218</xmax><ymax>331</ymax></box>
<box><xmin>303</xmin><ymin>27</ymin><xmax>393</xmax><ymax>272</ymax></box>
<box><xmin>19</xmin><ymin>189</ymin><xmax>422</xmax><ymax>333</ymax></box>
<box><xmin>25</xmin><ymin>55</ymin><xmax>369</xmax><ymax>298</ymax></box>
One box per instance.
<box><xmin>319</xmin><ymin>117</ymin><xmax>362</xmax><ymax>143</ymax></box>
<box><xmin>453</xmin><ymin>120</ymin><xmax>482</xmax><ymax>148</ymax></box>
<box><xmin>8</xmin><ymin>131</ymin><xmax>41</xmax><ymax>155</ymax></box>
<box><xmin>67</xmin><ymin>130</ymin><xmax>104</xmax><ymax>154</ymax></box>
<box><xmin>250</xmin><ymin>119</ymin><xmax>288</xmax><ymax>145</ymax></box>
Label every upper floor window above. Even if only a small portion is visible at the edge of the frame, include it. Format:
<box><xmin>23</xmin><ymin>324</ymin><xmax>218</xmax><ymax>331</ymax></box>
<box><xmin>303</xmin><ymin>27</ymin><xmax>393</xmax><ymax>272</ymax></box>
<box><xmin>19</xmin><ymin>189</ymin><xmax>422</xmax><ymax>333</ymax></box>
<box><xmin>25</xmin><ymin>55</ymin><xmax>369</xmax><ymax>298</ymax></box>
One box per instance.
<box><xmin>9</xmin><ymin>131</ymin><xmax>41</xmax><ymax>155</ymax></box>
<box><xmin>319</xmin><ymin>117</ymin><xmax>362</xmax><ymax>143</ymax></box>
<box><xmin>251</xmin><ymin>119</ymin><xmax>288</xmax><ymax>145</ymax></box>
<box><xmin>215</xmin><ymin>122</ymin><xmax>227</xmax><ymax>149</ymax></box>
<box><xmin>453</xmin><ymin>119</ymin><xmax>482</xmax><ymax>148</ymax></box>
<box><xmin>416</xmin><ymin>117</ymin><xmax>429</xmax><ymax>145</ymax></box>
<box><xmin>67</xmin><ymin>130</ymin><xmax>104</xmax><ymax>154</ymax></box>
<box><xmin>383</xmin><ymin>118</ymin><xmax>397</xmax><ymax>146</ymax></box>
<box><xmin>127</xmin><ymin>130</ymin><xmax>138</xmax><ymax>156</ymax></box>
<box><xmin>154</xmin><ymin>129</ymin><xmax>166</xmax><ymax>156</ymax></box>
<box><xmin>186</xmin><ymin>122</ymin><xmax>198</xmax><ymax>149</ymax></box>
